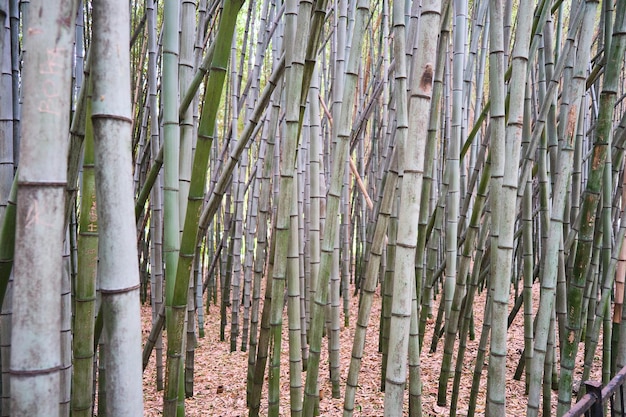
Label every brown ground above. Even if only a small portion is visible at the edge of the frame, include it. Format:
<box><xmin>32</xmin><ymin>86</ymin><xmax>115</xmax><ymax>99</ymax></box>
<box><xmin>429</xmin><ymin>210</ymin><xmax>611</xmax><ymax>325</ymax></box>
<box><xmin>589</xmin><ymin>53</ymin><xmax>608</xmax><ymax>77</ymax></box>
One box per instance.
<box><xmin>141</xmin><ymin>282</ymin><xmax>603</xmax><ymax>416</ymax></box>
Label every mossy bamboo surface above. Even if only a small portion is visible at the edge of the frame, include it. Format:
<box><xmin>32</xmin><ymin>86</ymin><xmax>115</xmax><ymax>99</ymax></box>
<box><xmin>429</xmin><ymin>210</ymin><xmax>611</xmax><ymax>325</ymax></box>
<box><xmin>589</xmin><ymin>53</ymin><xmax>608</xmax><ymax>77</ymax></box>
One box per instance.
<box><xmin>0</xmin><ymin>174</ymin><xmax>15</xmax><ymax>307</ymax></box>
<box><xmin>526</xmin><ymin>1</ymin><xmax>597</xmax><ymax>414</ymax></box>
<box><xmin>71</xmin><ymin>80</ymin><xmax>98</xmax><ymax>417</ymax></box>
<box><xmin>559</xmin><ymin>1</ymin><xmax>626</xmax><ymax>412</ymax></box>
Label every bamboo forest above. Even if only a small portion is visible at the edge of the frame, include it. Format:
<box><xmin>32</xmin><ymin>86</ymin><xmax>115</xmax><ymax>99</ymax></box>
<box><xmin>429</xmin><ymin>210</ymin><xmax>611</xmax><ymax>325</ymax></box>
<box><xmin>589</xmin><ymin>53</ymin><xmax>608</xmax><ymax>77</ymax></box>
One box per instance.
<box><xmin>4</xmin><ymin>0</ymin><xmax>626</xmax><ymax>416</ymax></box>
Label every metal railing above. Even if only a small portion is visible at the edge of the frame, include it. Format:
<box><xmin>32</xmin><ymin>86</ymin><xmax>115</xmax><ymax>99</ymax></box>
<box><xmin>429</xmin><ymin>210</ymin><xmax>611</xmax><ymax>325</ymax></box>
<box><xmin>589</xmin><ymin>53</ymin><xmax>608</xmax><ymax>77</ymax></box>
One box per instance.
<box><xmin>563</xmin><ymin>365</ymin><xmax>626</xmax><ymax>417</ymax></box>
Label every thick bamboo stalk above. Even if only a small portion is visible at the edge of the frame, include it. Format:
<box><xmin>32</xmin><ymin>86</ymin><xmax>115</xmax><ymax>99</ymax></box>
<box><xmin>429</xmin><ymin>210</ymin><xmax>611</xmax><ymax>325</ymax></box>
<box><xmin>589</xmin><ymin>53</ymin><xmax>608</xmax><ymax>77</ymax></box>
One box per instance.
<box><xmin>418</xmin><ymin>2</ymin><xmax>450</xmax><ymax>349</ymax></box>
<box><xmin>10</xmin><ymin>1</ymin><xmax>76</xmax><ymax>416</ymax></box>
<box><xmin>91</xmin><ymin>0</ymin><xmax>144</xmax><ymax>414</ymax></box>
<box><xmin>384</xmin><ymin>0</ymin><xmax>441</xmax><ymax>411</ymax></box>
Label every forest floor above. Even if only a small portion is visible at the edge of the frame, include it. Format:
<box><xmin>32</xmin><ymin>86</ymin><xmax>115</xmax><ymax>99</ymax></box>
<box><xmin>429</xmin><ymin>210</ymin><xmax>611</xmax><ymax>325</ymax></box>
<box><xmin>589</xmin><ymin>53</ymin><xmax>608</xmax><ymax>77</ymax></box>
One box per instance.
<box><xmin>141</xmin><ymin>280</ymin><xmax>603</xmax><ymax>416</ymax></box>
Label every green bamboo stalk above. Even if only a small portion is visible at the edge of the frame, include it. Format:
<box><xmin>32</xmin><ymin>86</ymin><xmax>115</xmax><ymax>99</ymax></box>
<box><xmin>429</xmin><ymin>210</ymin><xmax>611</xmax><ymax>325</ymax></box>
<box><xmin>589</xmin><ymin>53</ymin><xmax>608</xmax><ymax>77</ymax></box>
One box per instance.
<box><xmin>468</xmin><ymin>284</ymin><xmax>492</xmax><ymax>417</ymax></box>
<box><xmin>343</xmin><ymin>150</ymin><xmax>398</xmax><ymax>417</ymax></box>
<box><xmin>441</xmin><ymin>0</ymin><xmax>466</xmax><ymax>337</ymax></box>
<box><xmin>164</xmin><ymin>2</ymin><xmax>244</xmax><ymax>415</ymax></box>
<box><xmin>557</xmin><ymin>0</ymin><xmax>618</xmax><ymax>412</ymax></box>
<box><xmin>303</xmin><ymin>1</ymin><xmax>370</xmax><ymax>414</ymax></box>
<box><xmin>195</xmin><ymin>241</ymin><xmax>204</xmax><ymax>339</ymax></box>
<box><xmin>179</xmin><ymin>0</ymin><xmax>195</xmax><ymax>227</ymax></box>
<box><xmin>247</xmin><ymin>62</ymin><xmax>281</xmax><ymax>413</ymax></box>
<box><xmin>329</xmin><ymin>192</ymin><xmax>342</xmax><ymax>399</ymax></box>
<box><xmin>307</xmin><ymin>64</ymin><xmax>322</xmax><ymax>350</ymax></box>
<box><xmin>540</xmin><ymin>12</ymin><xmax>560</xmax><ymax>192</ymax></box>
<box><xmin>578</xmin><ymin>4</ymin><xmax>626</xmax><ymax>383</ymax></box>
<box><xmin>446</xmin><ymin>153</ymin><xmax>491</xmax><ymax>415</ymax></box>
<box><xmin>241</xmin><ymin>161</ymin><xmax>257</xmax><ymax>352</ymax></box>
<box><xmin>229</xmin><ymin>42</ymin><xmax>244</xmax><ymax>353</ymax></box>
<box><xmin>0</xmin><ymin>0</ymin><xmax>12</xmax><ymax>228</ymax></box>
<box><xmin>266</xmin><ymin>0</ymin><xmax>315</xmax><ymax>413</ymax></box>
<box><xmin>0</xmin><ymin>170</ymin><xmax>14</xmax><ymax>417</ymax></box>
<box><xmin>146</xmin><ymin>0</ymin><xmax>164</xmax><ymax>390</ymax></box>
<box><xmin>534</xmin><ymin>21</ymin><xmax>555</xmax><ymax>346</ymax></box>
<box><xmin>516</xmin><ymin>2</ymin><xmax>585</xmax><ymax>199</ymax></box>
<box><xmin>407</xmin><ymin>295</ymin><xmax>422</xmax><ymax>417</ymax></box>
<box><xmin>161</xmin><ymin>0</ymin><xmax>181</xmax><ymax>412</ymax></box>
<box><xmin>241</xmin><ymin>0</ymin><xmax>272</xmax><ymax>354</ymax></box>
<box><xmin>427</xmin><ymin>188</ymin><xmax>445</xmax><ymax>353</ymax></box>
<box><xmin>385</xmin><ymin>0</ymin><xmax>441</xmax><ymax>411</ymax></box>
<box><xmin>140</xmin><ymin>50</ymin><xmax>286</xmax><ymax>385</ymax></box>
<box><xmin>161</xmin><ymin>0</ymin><xmax>182</xmax><ymax>411</ymax></box>
<box><xmin>0</xmin><ymin>174</ymin><xmax>15</xmax><ymax>306</ymax></box>
<box><xmin>543</xmin><ymin>308</ymin><xmax>557</xmax><ymax>415</ymax></box>
<box><xmin>461</xmin><ymin>0</ymin><xmax>488</xmax><ymax>179</ymax></box>
<box><xmin>329</xmin><ymin>2</ymin><xmax>348</xmax><ymax>395</ymax></box>
<box><xmin>435</xmin><ymin>0</ymin><xmax>475</xmax><ymax>404</ymax></box>
<box><xmin>418</xmin><ymin>2</ymin><xmax>450</xmax><ymax>349</ymax></box>
<box><xmin>615</xmin><ymin>174</ymin><xmax>626</xmax><ymax>380</ymax></box>
<box><xmin>615</xmin><ymin>174</ymin><xmax>626</xmax><ymax>412</ymax></box>
<box><xmin>133</xmin><ymin>30</ymin><xmax>223</xmax><ymax>220</ymax></box>
<box><xmin>249</xmin><ymin>250</ymin><xmax>274</xmax><ymax>417</ymax></box>
<box><xmin>486</xmin><ymin>0</ymin><xmax>533</xmax><ymax>410</ymax></box>
<box><xmin>286</xmin><ymin>177</ymin><xmax>304</xmax><ymax>416</ymax></box>
<box><xmin>300</xmin><ymin>128</ymin><xmax>310</xmax><ymax>372</ymax></box>
<box><xmin>71</xmin><ymin>79</ymin><xmax>98</xmax><ymax>417</ymax></box>
<box><xmin>61</xmin><ymin>230</ymin><xmax>72</xmax><ymax>415</ymax></box>
<box><xmin>521</xmin><ymin>84</ymin><xmax>534</xmax><ymax>392</ymax></box>
<box><xmin>526</xmin><ymin>2</ymin><xmax>598</xmax><ymax>414</ymax></box>
<box><xmin>196</xmin><ymin>54</ymin><xmax>285</xmax><ymax>235</ymax></box>
<box><xmin>485</xmin><ymin>0</ymin><xmax>507</xmax><ymax>410</ymax></box>
<box><xmin>381</xmin><ymin>179</ymin><xmax>398</xmax><ymax>390</ymax></box>
<box><xmin>451</xmin><ymin>210</ymin><xmax>491</xmax><ymax>416</ymax></box>
<box><xmin>341</xmin><ymin>160</ymin><xmax>351</xmax><ymax>328</ymax></box>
